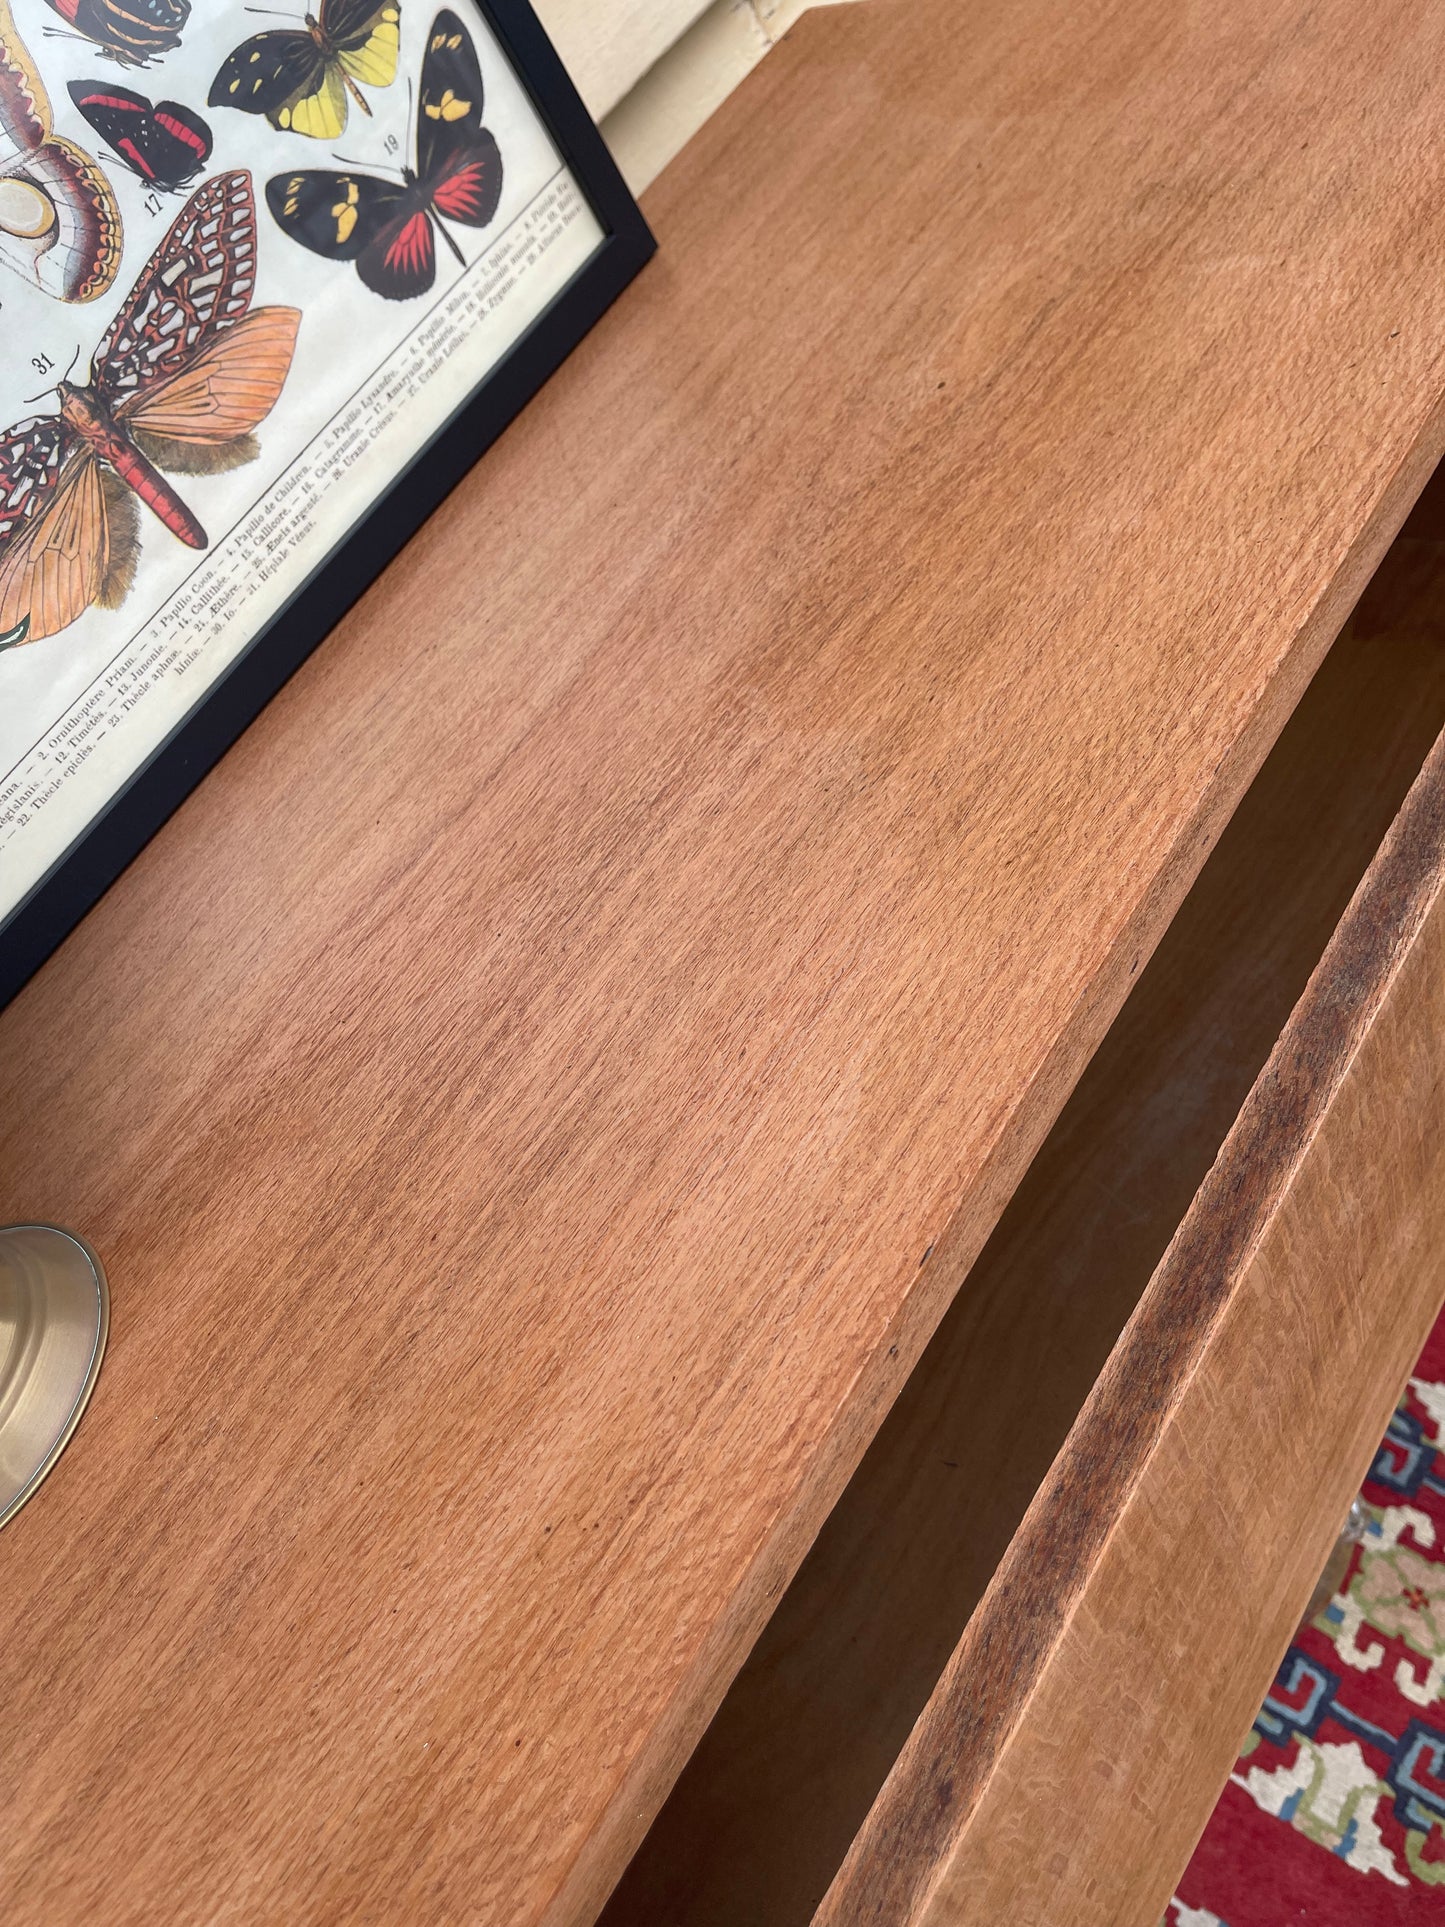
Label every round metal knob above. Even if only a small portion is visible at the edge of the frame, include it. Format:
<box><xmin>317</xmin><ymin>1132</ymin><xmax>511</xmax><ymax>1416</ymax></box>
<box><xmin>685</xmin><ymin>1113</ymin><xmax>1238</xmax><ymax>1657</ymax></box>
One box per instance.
<box><xmin>0</xmin><ymin>1225</ymin><xmax>108</xmax><ymax>1530</ymax></box>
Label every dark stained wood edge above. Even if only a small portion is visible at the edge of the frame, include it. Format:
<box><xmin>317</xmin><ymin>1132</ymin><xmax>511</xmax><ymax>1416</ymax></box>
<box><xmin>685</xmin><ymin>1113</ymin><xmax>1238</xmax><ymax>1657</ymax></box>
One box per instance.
<box><xmin>814</xmin><ymin>720</ymin><xmax>1445</xmax><ymax>1924</ymax></box>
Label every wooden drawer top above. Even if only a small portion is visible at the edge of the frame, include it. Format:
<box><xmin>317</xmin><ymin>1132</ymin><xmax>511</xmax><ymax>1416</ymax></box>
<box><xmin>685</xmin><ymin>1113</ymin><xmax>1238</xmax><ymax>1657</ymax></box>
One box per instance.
<box><xmin>5</xmin><ymin>0</ymin><xmax>1445</xmax><ymax>1920</ymax></box>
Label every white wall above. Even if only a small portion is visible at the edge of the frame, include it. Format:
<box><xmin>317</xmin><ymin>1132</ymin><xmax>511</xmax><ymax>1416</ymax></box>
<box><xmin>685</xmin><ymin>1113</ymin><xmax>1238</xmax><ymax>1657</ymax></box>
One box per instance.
<box><xmin>534</xmin><ymin>0</ymin><xmax>716</xmax><ymax>119</ymax></box>
<box><xmin>534</xmin><ymin>0</ymin><xmax>859</xmax><ymax>195</ymax></box>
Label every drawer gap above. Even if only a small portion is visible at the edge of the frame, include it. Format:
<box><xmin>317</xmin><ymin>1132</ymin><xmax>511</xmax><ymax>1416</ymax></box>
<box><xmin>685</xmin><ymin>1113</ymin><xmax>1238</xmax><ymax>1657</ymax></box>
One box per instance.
<box><xmin>599</xmin><ymin>469</ymin><xmax>1445</xmax><ymax>1927</ymax></box>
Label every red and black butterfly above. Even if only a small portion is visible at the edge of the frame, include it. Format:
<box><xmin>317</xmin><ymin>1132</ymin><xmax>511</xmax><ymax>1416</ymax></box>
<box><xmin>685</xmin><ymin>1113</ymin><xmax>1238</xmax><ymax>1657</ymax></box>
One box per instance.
<box><xmin>0</xmin><ymin>171</ymin><xmax>300</xmax><ymax>645</ymax></box>
<box><xmin>68</xmin><ymin>81</ymin><xmax>211</xmax><ymax>191</ymax></box>
<box><xmin>44</xmin><ymin>0</ymin><xmax>189</xmax><ymax>66</ymax></box>
<box><xmin>265</xmin><ymin>8</ymin><xmax>501</xmax><ymax>300</ymax></box>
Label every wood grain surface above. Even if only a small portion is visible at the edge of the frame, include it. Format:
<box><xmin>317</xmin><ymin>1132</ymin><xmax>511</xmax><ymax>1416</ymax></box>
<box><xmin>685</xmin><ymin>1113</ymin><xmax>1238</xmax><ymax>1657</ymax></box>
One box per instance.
<box><xmin>7</xmin><ymin>0</ymin><xmax>1445</xmax><ymax>1921</ymax></box>
<box><xmin>817</xmin><ymin>656</ymin><xmax>1445</xmax><ymax>1927</ymax></box>
<box><xmin>601</xmin><ymin>484</ymin><xmax>1445</xmax><ymax>1927</ymax></box>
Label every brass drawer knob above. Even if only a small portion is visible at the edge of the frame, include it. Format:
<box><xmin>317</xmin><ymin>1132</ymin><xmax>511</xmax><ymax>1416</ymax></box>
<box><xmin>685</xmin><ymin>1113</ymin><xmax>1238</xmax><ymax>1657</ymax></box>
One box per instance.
<box><xmin>0</xmin><ymin>1226</ymin><xmax>108</xmax><ymax>1530</ymax></box>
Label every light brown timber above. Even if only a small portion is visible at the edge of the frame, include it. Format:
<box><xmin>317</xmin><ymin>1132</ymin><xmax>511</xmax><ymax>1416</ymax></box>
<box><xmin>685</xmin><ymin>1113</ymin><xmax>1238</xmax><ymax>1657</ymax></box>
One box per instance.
<box><xmin>6</xmin><ymin>0</ymin><xmax>1445</xmax><ymax>1920</ymax></box>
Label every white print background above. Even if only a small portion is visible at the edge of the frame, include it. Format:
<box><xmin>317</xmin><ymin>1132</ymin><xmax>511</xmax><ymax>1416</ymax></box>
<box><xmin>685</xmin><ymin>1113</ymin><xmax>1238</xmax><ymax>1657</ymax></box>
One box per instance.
<box><xmin>0</xmin><ymin>0</ymin><xmax>603</xmax><ymax>919</ymax></box>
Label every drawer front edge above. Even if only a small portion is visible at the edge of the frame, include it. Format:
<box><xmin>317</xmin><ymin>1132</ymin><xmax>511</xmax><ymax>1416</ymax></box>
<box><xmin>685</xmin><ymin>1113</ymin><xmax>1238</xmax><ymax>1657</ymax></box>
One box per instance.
<box><xmin>817</xmin><ymin>728</ymin><xmax>1445</xmax><ymax>1926</ymax></box>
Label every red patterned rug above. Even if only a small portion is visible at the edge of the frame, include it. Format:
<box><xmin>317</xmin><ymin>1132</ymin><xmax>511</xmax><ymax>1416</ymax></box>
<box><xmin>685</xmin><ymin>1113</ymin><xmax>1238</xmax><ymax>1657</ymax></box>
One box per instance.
<box><xmin>1165</xmin><ymin>1306</ymin><xmax>1445</xmax><ymax>1923</ymax></box>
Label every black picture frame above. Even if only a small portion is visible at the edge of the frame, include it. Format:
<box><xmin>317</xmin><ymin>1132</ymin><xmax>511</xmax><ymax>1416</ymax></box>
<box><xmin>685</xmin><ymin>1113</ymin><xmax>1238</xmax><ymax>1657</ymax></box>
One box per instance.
<box><xmin>0</xmin><ymin>0</ymin><xmax>654</xmax><ymax>1012</ymax></box>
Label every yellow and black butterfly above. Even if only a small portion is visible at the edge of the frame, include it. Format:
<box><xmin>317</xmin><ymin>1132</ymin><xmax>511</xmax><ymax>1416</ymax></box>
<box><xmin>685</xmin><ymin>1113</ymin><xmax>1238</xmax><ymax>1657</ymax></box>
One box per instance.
<box><xmin>265</xmin><ymin>9</ymin><xmax>500</xmax><ymax>299</ymax></box>
<box><xmin>208</xmin><ymin>0</ymin><xmax>399</xmax><ymax>140</ymax></box>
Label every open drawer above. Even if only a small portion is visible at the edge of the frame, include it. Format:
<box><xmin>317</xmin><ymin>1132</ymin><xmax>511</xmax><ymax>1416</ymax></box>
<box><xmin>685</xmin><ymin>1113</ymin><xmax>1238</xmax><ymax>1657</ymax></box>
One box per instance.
<box><xmin>599</xmin><ymin>477</ymin><xmax>1445</xmax><ymax>1927</ymax></box>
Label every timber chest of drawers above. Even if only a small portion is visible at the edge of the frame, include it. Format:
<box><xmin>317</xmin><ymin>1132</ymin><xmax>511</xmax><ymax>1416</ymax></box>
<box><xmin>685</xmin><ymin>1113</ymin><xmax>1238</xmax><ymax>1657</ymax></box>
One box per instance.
<box><xmin>6</xmin><ymin>0</ymin><xmax>1445</xmax><ymax>1920</ymax></box>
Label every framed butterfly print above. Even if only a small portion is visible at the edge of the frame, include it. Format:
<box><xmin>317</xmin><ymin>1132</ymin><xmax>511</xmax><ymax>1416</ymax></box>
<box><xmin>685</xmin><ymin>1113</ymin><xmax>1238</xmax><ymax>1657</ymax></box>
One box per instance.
<box><xmin>0</xmin><ymin>0</ymin><xmax>653</xmax><ymax>1008</ymax></box>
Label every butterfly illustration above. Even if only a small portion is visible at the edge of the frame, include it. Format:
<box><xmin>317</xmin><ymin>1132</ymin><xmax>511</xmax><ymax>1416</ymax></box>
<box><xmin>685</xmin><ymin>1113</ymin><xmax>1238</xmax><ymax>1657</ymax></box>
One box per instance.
<box><xmin>0</xmin><ymin>2</ymin><xmax>121</xmax><ymax>301</ymax></box>
<box><xmin>43</xmin><ymin>0</ymin><xmax>189</xmax><ymax>66</ymax></box>
<box><xmin>266</xmin><ymin>9</ymin><xmax>501</xmax><ymax>300</ymax></box>
<box><xmin>0</xmin><ymin>171</ymin><xmax>300</xmax><ymax>645</ymax></box>
<box><xmin>209</xmin><ymin>0</ymin><xmax>400</xmax><ymax>140</ymax></box>
<box><xmin>68</xmin><ymin>81</ymin><xmax>211</xmax><ymax>190</ymax></box>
